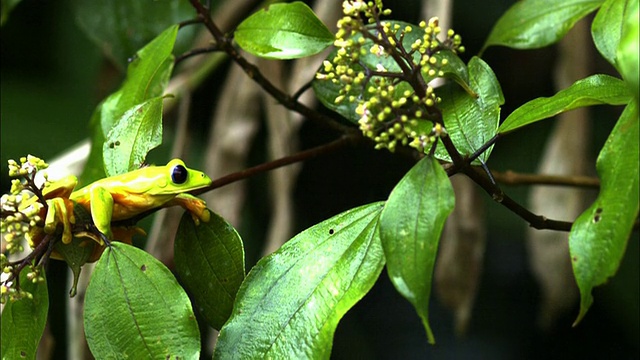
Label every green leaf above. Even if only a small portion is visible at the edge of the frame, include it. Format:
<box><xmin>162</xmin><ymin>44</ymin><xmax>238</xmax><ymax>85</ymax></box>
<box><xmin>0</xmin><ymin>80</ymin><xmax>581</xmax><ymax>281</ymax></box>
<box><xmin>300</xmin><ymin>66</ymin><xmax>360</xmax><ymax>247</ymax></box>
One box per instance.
<box><xmin>498</xmin><ymin>74</ymin><xmax>631</xmax><ymax>134</ymax></box>
<box><xmin>435</xmin><ymin>56</ymin><xmax>503</xmax><ymax>164</ymax></box>
<box><xmin>1</xmin><ymin>0</ymin><xmax>21</xmax><ymax>26</ymax></box>
<box><xmin>103</xmin><ymin>96</ymin><xmax>164</xmax><ymax>176</ymax></box>
<box><xmin>235</xmin><ymin>2</ymin><xmax>334</xmax><ymax>59</ymax></box>
<box><xmin>616</xmin><ymin>0</ymin><xmax>639</xmax><ymax>101</ymax></box>
<box><xmin>592</xmin><ymin>0</ymin><xmax>631</xmax><ymax>67</ymax></box>
<box><xmin>174</xmin><ymin>210</ymin><xmax>245</xmax><ymax>330</ymax></box>
<box><xmin>84</xmin><ymin>242</ymin><xmax>200</xmax><ymax>358</ymax></box>
<box><xmin>81</xmin><ymin>25</ymin><xmax>177</xmax><ymax>183</ymax></box>
<box><xmin>482</xmin><ymin>0</ymin><xmax>604</xmax><ymax>52</ymax></box>
<box><xmin>1</xmin><ymin>270</ymin><xmax>48</xmax><ymax>360</ymax></box>
<box><xmin>75</xmin><ymin>0</ymin><xmax>196</xmax><ymax>69</ymax></box>
<box><xmin>379</xmin><ymin>156</ymin><xmax>455</xmax><ymax>344</ymax></box>
<box><xmin>214</xmin><ymin>203</ymin><xmax>385</xmax><ymax>359</ymax></box>
<box><xmin>569</xmin><ymin>101</ymin><xmax>639</xmax><ymax>325</ymax></box>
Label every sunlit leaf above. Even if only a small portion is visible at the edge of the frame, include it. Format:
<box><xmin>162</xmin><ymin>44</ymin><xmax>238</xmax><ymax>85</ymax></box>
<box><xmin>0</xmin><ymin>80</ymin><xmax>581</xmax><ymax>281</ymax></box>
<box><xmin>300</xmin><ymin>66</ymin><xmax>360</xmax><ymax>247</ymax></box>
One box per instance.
<box><xmin>379</xmin><ymin>156</ymin><xmax>455</xmax><ymax>344</ymax></box>
<box><xmin>214</xmin><ymin>203</ymin><xmax>385</xmax><ymax>359</ymax></box>
<box><xmin>569</xmin><ymin>102</ymin><xmax>639</xmax><ymax>325</ymax></box>
<box><xmin>435</xmin><ymin>56</ymin><xmax>503</xmax><ymax>163</ymax></box>
<box><xmin>235</xmin><ymin>2</ymin><xmax>334</xmax><ymax>59</ymax></box>
<box><xmin>175</xmin><ymin>210</ymin><xmax>245</xmax><ymax>330</ymax></box>
<box><xmin>616</xmin><ymin>0</ymin><xmax>639</xmax><ymax>101</ymax></box>
<box><xmin>1</xmin><ymin>270</ymin><xmax>48</xmax><ymax>360</ymax></box>
<box><xmin>482</xmin><ymin>0</ymin><xmax>604</xmax><ymax>52</ymax></box>
<box><xmin>84</xmin><ymin>242</ymin><xmax>200</xmax><ymax>358</ymax></box>
<box><xmin>498</xmin><ymin>74</ymin><xmax>631</xmax><ymax>134</ymax></box>
<box><xmin>592</xmin><ymin>0</ymin><xmax>631</xmax><ymax>67</ymax></box>
<box><xmin>103</xmin><ymin>96</ymin><xmax>164</xmax><ymax>176</ymax></box>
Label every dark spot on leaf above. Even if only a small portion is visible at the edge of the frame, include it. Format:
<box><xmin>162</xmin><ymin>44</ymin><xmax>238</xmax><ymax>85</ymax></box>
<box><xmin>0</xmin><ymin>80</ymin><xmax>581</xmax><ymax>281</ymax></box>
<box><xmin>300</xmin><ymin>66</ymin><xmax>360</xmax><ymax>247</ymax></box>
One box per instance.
<box><xmin>593</xmin><ymin>215</ymin><xmax>601</xmax><ymax>223</ymax></box>
<box><xmin>20</xmin><ymin>351</ymin><xmax>27</xmax><ymax>358</ymax></box>
<box><xmin>595</xmin><ymin>207</ymin><xmax>603</xmax><ymax>214</ymax></box>
<box><xmin>572</xmin><ymin>256</ymin><xmax>578</xmax><ymax>262</ymax></box>
<box><xmin>329</xmin><ymin>228</ymin><xmax>334</xmax><ymax>235</ymax></box>
<box><xmin>140</xmin><ymin>264</ymin><xmax>147</xmax><ymax>272</ymax></box>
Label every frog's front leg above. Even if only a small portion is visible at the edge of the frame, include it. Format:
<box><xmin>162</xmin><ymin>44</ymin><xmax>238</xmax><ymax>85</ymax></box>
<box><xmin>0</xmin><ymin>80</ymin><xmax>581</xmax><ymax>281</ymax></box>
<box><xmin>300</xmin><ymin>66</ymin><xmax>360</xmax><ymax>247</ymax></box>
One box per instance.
<box><xmin>44</xmin><ymin>197</ymin><xmax>76</xmax><ymax>244</ymax></box>
<box><xmin>88</xmin><ymin>185</ymin><xmax>114</xmax><ymax>244</ymax></box>
<box><xmin>167</xmin><ymin>193</ymin><xmax>210</xmax><ymax>225</ymax></box>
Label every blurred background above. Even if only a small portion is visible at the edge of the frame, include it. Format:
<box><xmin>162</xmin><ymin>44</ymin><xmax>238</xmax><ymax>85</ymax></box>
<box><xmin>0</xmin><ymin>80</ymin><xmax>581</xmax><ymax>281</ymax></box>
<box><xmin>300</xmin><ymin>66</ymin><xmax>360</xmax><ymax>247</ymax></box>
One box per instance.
<box><xmin>1</xmin><ymin>0</ymin><xmax>638</xmax><ymax>359</ymax></box>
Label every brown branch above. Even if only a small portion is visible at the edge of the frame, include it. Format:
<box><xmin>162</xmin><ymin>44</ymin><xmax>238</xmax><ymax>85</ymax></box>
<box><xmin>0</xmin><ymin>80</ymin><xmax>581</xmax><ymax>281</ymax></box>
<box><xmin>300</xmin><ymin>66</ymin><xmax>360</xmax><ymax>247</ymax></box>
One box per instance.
<box><xmin>492</xmin><ymin>170</ymin><xmax>600</xmax><ymax>188</ymax></box>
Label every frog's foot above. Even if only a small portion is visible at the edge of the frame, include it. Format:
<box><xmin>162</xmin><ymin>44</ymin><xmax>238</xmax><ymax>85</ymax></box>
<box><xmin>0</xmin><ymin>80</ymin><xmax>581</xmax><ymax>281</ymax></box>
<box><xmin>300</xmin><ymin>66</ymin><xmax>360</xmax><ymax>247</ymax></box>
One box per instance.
<box><xmin>169</xmin><ymin>194</ymin><xmax>210</xmax><ymax>225</ymax></box>
<box><xmin>44</xmin><ymin>198</ymin><xmax>76</xmax><ymax>244</ymax></box>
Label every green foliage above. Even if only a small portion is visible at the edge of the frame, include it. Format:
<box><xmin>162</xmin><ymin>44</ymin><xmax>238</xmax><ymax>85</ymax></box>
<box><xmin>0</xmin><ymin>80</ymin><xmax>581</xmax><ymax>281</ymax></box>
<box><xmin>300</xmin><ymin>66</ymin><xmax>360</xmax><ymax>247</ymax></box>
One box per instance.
<box><xmin>434</xmin><ymin>56</ymin><xmax>503</xmax><ymax>164</ymax></box>
<box><xmin>234</xmin><ymin>2</ymin><xmax>334</xmax><ymax>59</ymax></box>
<box><xmin>1</xmin><ymin>0</ymin><xmax>638</xmax><ymax>357</ymax></box>
<box><xmin>214</xmin><ymin>203</ymin><xmax>385</xmax><ymax>359</ymax></box>
<box><xmin>379</xmin><ymin>156</ymin><xmax>455</xmax><ymax>344</ymax></box>
<box><xmin>83</xmin><ymin>25</ymin><xmax>177</xmax><ymax>182</ymax></box>
<box><xmin>498</xmin><ymin>74</ymin><xmax>631</xmax><ymax>134</ymax></box>
<box><xmin>84</xmin><ymin>242</ymin><xmax>201</xmax><ymax>358</ymax></box>
<box><xmin>1</xmin><ymin>269</ymin><xmax>48</xmax><ymax>360</ymax></box>
<box><xmin>616</xmin><ymin>0</ymin><xmax>640</xmax><ymax>101</ymax></box>
<box><xmin>482</xmin><ymin>0</ymin><xmax>604</xmax><ymax>52</ymax></box>
<box><xmin>174</xmin><ymin>210</ymin><xmax>245</xmax><ymax>330</ymax></box>
<box><xmin>75</xmin><ymin>0</ymin><xmax>196</xmax><ymax>70</ymax></box>
<box><xmin>569</xmin><ymin>102</ymin><xmax>639</xmax><ymax>325</ymax></box>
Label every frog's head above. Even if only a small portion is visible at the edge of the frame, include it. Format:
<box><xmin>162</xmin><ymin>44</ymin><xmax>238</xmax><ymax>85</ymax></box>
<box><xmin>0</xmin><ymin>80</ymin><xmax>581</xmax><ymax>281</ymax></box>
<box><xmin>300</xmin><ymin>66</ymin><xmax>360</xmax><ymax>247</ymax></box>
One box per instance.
<box><xmin>150</xmin><ymin>159</ymin><xmax>212</xmax><ymax>195</ymax></box>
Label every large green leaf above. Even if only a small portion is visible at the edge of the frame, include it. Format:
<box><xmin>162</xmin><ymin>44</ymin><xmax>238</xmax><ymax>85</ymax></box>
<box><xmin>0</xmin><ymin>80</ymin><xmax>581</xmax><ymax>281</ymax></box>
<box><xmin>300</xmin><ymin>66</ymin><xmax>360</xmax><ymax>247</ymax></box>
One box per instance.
<box><xmin>569</xmin><ymin>102</ymin><xmax>639</xmax><ymax>325</ymax></box>
<box><xmin>482</xmin><ymin>0</ymin><xmax>604</xmax><ymax>52</ymax></box>
<box><xmin>174</xmin><ymin>210</ymin><xmax>245</xmax><ymax>330</ymax></box>
<box><xmin>235</xmin><ymin>2</ymin><xmax>334</xmax><ymax>59</ymax></box>
<box><xmin>1</xmin><ymin>270</ymin><xmax>48</xmax><ymax>360</ymax></box>
<box><xmin>435</xmin><ymin>56</ymin><xmax>503</xmax><ymax>164</ymax></box>
<box><xmin>616</xmin><ymin>0</ymin><xmax>639</xmax><ymax>101</ymax></box>
<box><xmin>379</xmin><ymin>156</ymin><xmax>455</xmax><ymax>344</ymax></box>
<box><xmin>592</xmin><ymin>0</ymin><xmax>632</xmax><ymax>67</ymax></box>
<box><xmin>499</xmin><ymin>74</ymin><xmax>631</xmax><ymax>134</ymax></box>
<box><xmin>75</xmin><ymin>0</ymin><xmax>196</xmax><ymax>69</ymax></box>
<box><xmin>214</xmin><ymin>203</ymin><xmax>385</xmax><ymax>359</ymax></box>
<box><xmin>84</xmin><ymin>242</ymin><xmax>200</xmax><ymax>358</ymax></box>
<box><xmin>81</xmin><ymin>25</ymin><xmax>177</xmax><ymax>184</ymax></box>
<box><xmin>103</xmin><ymin>96</ymin><xmax>164</xmax><ymax>176</ymax></box>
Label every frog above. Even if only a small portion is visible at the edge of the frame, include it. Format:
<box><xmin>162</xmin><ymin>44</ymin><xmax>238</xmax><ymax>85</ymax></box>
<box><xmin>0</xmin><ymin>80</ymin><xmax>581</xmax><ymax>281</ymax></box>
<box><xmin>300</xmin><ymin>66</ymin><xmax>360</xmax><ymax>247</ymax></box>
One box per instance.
<box><xmin>32</xmin><ymin>158</ymin><xmax>212</xmax><ymax>250</ymax></box>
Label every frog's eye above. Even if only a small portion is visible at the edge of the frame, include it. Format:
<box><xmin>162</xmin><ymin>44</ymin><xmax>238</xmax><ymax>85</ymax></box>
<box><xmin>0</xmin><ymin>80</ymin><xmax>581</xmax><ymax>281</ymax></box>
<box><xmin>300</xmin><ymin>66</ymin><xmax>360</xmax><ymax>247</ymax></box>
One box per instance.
<box><xmin>171</xmin><ymin>165</ymin><xmax>188</xmax><ymax>184</ymax></box>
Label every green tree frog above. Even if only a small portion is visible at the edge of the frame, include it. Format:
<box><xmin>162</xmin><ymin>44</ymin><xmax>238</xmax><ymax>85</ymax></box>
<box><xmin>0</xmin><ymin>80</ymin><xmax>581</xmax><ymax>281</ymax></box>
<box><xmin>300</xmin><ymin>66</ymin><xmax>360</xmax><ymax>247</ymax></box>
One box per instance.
<box><xmin>32</xmin><ymin>159</ymin><xmax>212</xmax><ymax>251</ymax></box>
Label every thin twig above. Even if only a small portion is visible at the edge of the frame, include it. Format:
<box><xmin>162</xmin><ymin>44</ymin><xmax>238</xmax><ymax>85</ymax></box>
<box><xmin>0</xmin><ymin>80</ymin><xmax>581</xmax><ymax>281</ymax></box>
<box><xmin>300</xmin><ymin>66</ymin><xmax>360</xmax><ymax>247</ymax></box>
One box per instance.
<box><xmin>493</xmin><ymin>170</ymin><xmax>600</xmax><ymax>188</ymax></box>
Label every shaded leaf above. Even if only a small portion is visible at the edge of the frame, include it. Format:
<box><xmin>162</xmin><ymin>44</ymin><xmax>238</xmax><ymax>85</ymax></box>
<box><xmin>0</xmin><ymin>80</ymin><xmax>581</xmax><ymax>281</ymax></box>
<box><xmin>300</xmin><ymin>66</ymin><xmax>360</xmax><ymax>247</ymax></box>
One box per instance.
<box><xmin>174</xmin><ymin>210</ymin><xmax>245</xmax><ymax>330</ymax></box>
<box><xmin>435</xmin><ymin>56</ymin><xmax>503</xmax><ymax>163</ymax></box>
<box><xmin>569</xmin><ymin>101</ymin><xmax>639</xmax><ymax>325</ymax></box>
<box><xmin>379</xmin><ymin>156</ymin><xmax>455</xmax><ymax>344</ymax></box>
<box><xmin>214</xmin><ymin>202</ymin><xmax>385</xmax><ymax>359</ymax></box>
<box><xmin>1</xmin><ymin>269</ymin><xmax>48</xmax><ymax>360</ymax></box>
<box><xmin>75</xmin><ymin>0</ymin><xmax>196</xmax><ymax>69</ymax></box>
<box><xmin>103</xmin><ymin>96</ymin><xmax>164</xmax><ymax>176</ymax></box>
<box><xmin>592</xmin><ymin>0</ymin><xmax>631</xmax><ymax>67</ymax></box>
<box><xmin>81</xmin><ymin>25</ymin><xmax>177</xmax><ymax>184</ymax></box>
<box><xmin>499</xmin><ymin>74</ymin><xmax>631</xmax><ymax>134</ymax></box>
<box><xmin>84</xmin><ymin>242</ymin><xmax>200</xmax><ymax>358</ymax></box>
<box><xmin>482</xmin><ymin>0</ymin><xmax>603</xmax><ymax>52</ymax></box>
<box><xmin>235</xmin><ymin>2</ymin><xmax>334</xmax><ymax>59</ymax></box>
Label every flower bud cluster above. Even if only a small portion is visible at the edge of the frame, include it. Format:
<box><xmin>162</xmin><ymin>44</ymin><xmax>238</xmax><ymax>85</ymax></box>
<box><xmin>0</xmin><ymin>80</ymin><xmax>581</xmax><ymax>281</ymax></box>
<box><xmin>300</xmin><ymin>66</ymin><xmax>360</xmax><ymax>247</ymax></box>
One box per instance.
<box><xmin>316</xmin><ymin>1</ymin><xmax>465</xmax><ymax>152</ymax></box>
<box><xmin>2</xmin><ymin>156</ymin><xmax>49</xmax><ymax>255</ymax></box>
